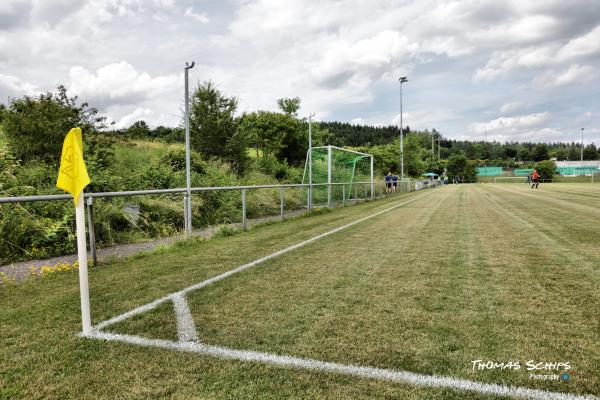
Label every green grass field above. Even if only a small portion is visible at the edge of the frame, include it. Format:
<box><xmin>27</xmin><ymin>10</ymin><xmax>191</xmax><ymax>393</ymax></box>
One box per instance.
<box><xmin>1</xmin><ymin>184</ymin><xmax>599</xmax><ymax>399</ymax></box>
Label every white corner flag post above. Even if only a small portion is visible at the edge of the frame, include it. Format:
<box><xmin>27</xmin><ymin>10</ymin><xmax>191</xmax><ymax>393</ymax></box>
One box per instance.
<box><xmin>56</xmin><ymin>127</ymin><xmax>92</xmax><ymax>335</ymax></box>
<box><xmin>75</xmin><ymin>191</ymin><xmax>91</xmax><ymax>334</ymax></box>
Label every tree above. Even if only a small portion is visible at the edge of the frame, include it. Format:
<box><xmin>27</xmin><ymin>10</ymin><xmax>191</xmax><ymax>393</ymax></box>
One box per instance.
<box><xmin>532</xmin><ymin>144</ymin><xmax>549</xmax><ymax>162</ymax></box>
<box><xmin>189</xmin><ymin>81</ymin><xmax>238</xmax><ymax>158</ymax></box>
<box><xmin>2</xmin><ymin>86</ymin><xmax>106</xmax><ymax>163</ymax></box>
<box><xmin>555</xmin><ymin>148</ymin><xmax>568</xmax><ymax>161</ymax></box>
<box><xmin>503</xmin><ymin>147</ymin><xmax>518</xmax><ymax>159</ymax></box>
<box><xmin>126</xmin><ymin>120</ymin><xmax>151</xmax><ymax>139</ymax></box>
<box><xmin>535</xmin><ymin>160</ymin><xmax>556</xmax><ymax>180</ymax></box>
<box><xmin>446</xmin><ymin>153</ymin><xmax>477</xmax><ymax>182</ymax></box>
<box><xmin>404</xmin><ymin>135</ymin><xmax>426</xmax><ymax>177</ymax></box>
<box><xmin>238</xmin><ymin>111</ymin><xmax>287</xmax><ymax>158</ymax></box>
<box><xmin>465</xmin><ymin>143</ymin><xmax>483</xmax><ymax>160</ymax></box>
<box><xmin>567</xmin><ymin>145</ymin><xmax>580</xmax><ymax>161</ymax></box>
<box><xmin>519</xmin><ymin>148</ymin><xmax>532</xmax><ymax>161</ymax></box>
<box><xmin>583</xmin><ymin>144</ymin><xmax>599</xmax><ymax>160</ymax></box>
<box><xmin>277</xmin><ymin>97</ymin><xmax>301</xmax><ymax>116</ymax></box>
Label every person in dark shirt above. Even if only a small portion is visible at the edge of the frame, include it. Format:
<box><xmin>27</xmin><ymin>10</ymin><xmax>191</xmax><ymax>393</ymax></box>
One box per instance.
<box><xmin>385</xmin><ymin>172</ymin><xmax>392</xmax><ymax>193</ymax></box>
<box><xmin>391</xmin><ymin>174</ymin><xmax>398</xmax><ymax>193</ymax></box>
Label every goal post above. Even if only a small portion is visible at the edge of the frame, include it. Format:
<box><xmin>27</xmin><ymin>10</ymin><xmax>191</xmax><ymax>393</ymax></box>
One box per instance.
<box><xmin>302</xmin><ymin>145</ymin><xmax>374</xmax><ymax>208</ymax></box>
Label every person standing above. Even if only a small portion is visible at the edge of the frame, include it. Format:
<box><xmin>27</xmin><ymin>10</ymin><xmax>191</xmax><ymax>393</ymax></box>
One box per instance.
<box><xmin>391</xmin><ymin>174</ymin><xmax>398</xmax><ymax>193</ymax></box>
<box><xmin>531</xmin><ymin>169</ymin><xmax>540</xmax><ymax>189</ymax></box>
<box><xmin>385</xmin><ymin>172</ymin><xmax>392</xmax><ymax>193</ymax></box>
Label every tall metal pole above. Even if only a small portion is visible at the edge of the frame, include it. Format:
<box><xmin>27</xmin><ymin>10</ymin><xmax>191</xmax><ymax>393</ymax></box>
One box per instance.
<box><xmin>399</xmin><ymin>77</ymin><xmax>407</xmax><ymax>180</ymax></box>
<box><xmin>308</xmin><ymin>114</ymin><xmax>314</xmax><ymax>211</ymax></box>
<box><xmin>581</xmin><ymin>128</ymin><xmax>584</xmax><ymax>175</ymax></box>
<box><xmin>437</xmin><ymin>134</ymin><xmax>440</xmax><ymax>160</ymax></box>
<box><xmin>184</xmin><ymin>61</ymin><xmax>195</xmax><ymax>238</ymax></box>
<box><xmin>327</xmin><ymin>145</ymin><xmax>332</xmax><ymax>208</ymax></box>
<box><xmin>370</xmin><ymin>155</ymin><xmax>374</xmax><ymax>199</ymax></box>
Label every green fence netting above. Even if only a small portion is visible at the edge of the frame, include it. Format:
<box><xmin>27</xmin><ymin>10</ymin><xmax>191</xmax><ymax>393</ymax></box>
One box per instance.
<box><xmin>477</xmin><ymin>167</ymin><xmax>503</xmax><ymax>176</ymax></box>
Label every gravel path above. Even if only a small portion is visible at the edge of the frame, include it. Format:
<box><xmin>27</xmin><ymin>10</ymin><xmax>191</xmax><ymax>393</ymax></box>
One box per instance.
<box><xmin>0</xmin><ymin>209</ymin><xmax>306</xmax><ymax>283</ymax></box>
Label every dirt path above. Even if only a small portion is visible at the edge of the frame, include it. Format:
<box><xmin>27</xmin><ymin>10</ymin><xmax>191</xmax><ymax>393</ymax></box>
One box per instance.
<box><xmin>0</xmin><ymin>209</ymin><xmax>307</xmax><ymax>283</ymax></box>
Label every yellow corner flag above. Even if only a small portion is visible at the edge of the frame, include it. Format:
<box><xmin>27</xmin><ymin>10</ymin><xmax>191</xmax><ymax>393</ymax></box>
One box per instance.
<box><xmin>56</xmin><ymin>128</ymin><xmax>90</xmax><ymax>205</ymax></box>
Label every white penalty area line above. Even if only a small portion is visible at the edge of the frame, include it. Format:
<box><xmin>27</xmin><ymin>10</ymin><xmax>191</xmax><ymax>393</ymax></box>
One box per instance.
<box><xmin>93</xmin><ymin>191</ymin><xmax>432</xmax><ymax>332</ymax></box>
<box><xmin>86</xmin><ymin>331</ymin><xmax>597</xmax><ymax>400</ymax></box>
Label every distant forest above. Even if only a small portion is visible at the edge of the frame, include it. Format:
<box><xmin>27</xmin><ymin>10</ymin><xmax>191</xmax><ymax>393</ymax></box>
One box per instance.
<box><xmin>319</xmin><ymin>121</ymin><xmax>599</xmax><ymax>162</ymax></box>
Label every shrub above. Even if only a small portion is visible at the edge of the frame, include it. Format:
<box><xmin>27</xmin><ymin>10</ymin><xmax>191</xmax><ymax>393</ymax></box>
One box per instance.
<box><xmin>2</xmin><ymin>86</ymin><xmax>106</xmax><ymax>163</ymax></box>
<box><xmin>535</xmin><ymin>160</ymin><xmax>556</xmax><ymax>180</ymax></box>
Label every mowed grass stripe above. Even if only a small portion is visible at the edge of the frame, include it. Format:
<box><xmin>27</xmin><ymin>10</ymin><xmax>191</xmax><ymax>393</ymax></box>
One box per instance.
<box><xmin>463</xmin><ymin>186</ymin><xmax>599</xmax><ymax>394</ymax></box>
<box><xmin>166</xmin><ymin>184</ymin><xmax>597</xmax><ymax>396</ymax></box>
<box><xmin>489</xmin><ymin>183</ymin><xmax>600</xmax><ymax>215</ymax></box>
<box><xmin>535</xmin><ymin>184</ymin><xmax>600</xmax><ymax>200</ymax></box>
<box><xmin>185</xmin><ymin>187</ymin><xmax>455</xmax><ymax>360</ymax></box>
<box><xmin>483</xmin><ymin>184</ymin><xmax>600</xmax><ymax>263</ymax></box>
<box><xmin>86</xmin><ymin>191</ymin><xmax>429</xmax><ymax>323</ymax></box>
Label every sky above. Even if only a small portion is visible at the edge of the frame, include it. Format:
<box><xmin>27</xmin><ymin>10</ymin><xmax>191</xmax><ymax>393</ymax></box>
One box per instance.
<box><xmin>1</xmin><ymin>0</ymin><xmax>599</xmax><ymax>144</ymax></box>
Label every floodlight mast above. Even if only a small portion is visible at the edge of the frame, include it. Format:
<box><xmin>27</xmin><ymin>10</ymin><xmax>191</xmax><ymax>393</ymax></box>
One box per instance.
<box><xmin>581</xmin><ymin>128</ymin><xmax>585</xmax><ymax>174</ymax></box>
<box><xmin>308</xmin><ymin>113</ymin><xmax>315</xmax><ymax>211</ymax></box>
<box><xmin>399</xmin><ymin>77</ymin><xmax>408</xmax><ymax>180</ymax></box>
<box><xmin>184</xmin><ymin>61</ymin><xmax>195</xmax><ymax>238</ymax></box>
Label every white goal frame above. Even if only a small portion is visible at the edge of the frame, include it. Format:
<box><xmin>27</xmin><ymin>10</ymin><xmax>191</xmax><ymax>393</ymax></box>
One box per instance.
<box><xmin>301</xmin><ymin>145</ymin><xmax>374</xmax><ymax>208</ymax></box>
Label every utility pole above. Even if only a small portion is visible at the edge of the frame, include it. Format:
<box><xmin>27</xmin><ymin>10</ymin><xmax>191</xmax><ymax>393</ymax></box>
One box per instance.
<box><xmin>581</xmin><ymin>128</ymin><xmax>585</xmax><ymax>175</ymax></box>
<box><xmin>184</xmin><ymin>61</ymin><xmax>195</xmax><ymax>238</ymax></box>
<box><xmin>399</xmin><ymin>77</ymin><xmax>408</xmax><ymax>180</ymax></box>
<box><xmin>431</xmin><ymin>130</ymin><xmax>434</xmax><ymax>161</ymax></box>
<box><xmin>308</xmin><ymin>113</ymin><xmax>314</xmax><ymax>211</ymax></box>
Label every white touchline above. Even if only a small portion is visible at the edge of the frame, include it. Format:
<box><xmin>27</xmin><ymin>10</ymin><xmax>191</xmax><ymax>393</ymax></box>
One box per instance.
<box><xmin>83</xmin><ymin>188</ymin><xmax>598</xmax><ymax>400</ymax></box>
<box><xmin>85</xmin><ymin>332</ymin><xmax>597</xmax><ymax>400</ymax></box>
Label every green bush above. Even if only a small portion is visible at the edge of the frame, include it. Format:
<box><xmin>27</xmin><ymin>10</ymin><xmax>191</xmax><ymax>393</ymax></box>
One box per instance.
<box><xmin>2</xmin><ymin>86</ymin><xmax>105</xmax><ymax>163</ymax></box>
<box><xmin>535</xmin><ymin>160</ymin><xmax>556</xmax><ymax>180</ymax></box>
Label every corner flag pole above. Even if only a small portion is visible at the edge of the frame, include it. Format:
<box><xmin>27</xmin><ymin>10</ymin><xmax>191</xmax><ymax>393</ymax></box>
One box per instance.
<box><xmin>75</xmin><ymin>191</ymin><xmax>91</xmax><ymax>334</ymax></box>
<box><xmin>56</xmin><ymin>127</ymin><xmax>92</xmax><ymax>335</ymax></box>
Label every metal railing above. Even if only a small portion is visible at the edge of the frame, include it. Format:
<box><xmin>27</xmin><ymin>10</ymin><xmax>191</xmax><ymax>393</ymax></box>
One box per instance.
<box><xmin>1</xmin><ymin>180</ymin><xmax>418</xmax><ymax>266</ymax></box>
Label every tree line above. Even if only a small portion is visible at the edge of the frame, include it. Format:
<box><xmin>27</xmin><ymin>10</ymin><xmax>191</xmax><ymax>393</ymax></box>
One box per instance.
<box><xmin>2</xmin><ymin>82</ymin><xmax>598</xmax><ymax>183</ymax></box>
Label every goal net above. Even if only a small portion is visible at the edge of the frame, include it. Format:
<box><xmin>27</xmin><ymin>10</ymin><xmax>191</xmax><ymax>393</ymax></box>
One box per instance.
<box><xmin>301</xmin><ymin>145</ymin><xmax>373</xmax><ymax>207</ymax></box>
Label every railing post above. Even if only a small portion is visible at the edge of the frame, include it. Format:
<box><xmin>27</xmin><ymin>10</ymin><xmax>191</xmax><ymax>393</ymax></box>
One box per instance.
<box><xmin>342</xmin><ymin>185</ymin><xmax>346</xmax><ymax>206</ymax></box>
<box><xmin>242</xmin><ymin>188</ymin><xmax>247</xmax><ymax>230</ymax></box>
<box><xmin>328</xmin><ymin>183</ymin><xmax>332</xmax><ymax>208</ymax></box>
<box><xmin>85</xmin><ymin>196</ymin><xmax>97</xmax><ymax>267</ymax></box>
<box><xmin>280</xmin><ymin>186</ymin><xmax>284</xmax><ymax>221</ymax></box>
<box><xmin>183</xmin><ymin>192</ymin><xmax>189</xmax><ymax>233</ymax></box>
<box><xmin>354</xmin><ymin>185</ymin><xmax>357</xmax><ymax>201</ymax></box>
<box><xmin>364</xmin><ymin>183</ymin><xmax>367</xmax><ymax>200</ymax></box>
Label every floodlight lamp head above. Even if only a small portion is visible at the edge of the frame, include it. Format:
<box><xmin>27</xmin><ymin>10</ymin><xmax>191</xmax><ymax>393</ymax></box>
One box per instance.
<box><xmin>399</xmin><ymin>77</ymin><xmax>408</xmax><ymax>83</ymax></box>
<box><xmin>185</xmin><ymin>61</ymin><xmax>195</xmax><ymax>69</ymax></box>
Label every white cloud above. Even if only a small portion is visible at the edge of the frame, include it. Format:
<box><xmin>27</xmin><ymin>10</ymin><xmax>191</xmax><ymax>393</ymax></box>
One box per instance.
<box><xmin>184</xmin><ymin>7</ymin><xmax>208</xmax><ymax>24</ymax></box>
<box><xmin>469</xmin><ymin>112</ymin><xmax>551</xmax><ymax>135</ymax></box>
<box><xmin>1</xmin><ymin>1</ymin><xmax>600</xmax><ymax>144</ymax></box>
<box><xmin>557</xmin><ymin>25</ymin><xmax>600</xmax><ymax>61</ymax></box>
<box><xmin>499</xmin><ymin>101</ymin><xmax>524</xmax><ymax>114</ymax></box>
<box><xmin>113</xmin><ymin>107</ymin><xmax>154</xmax><ymax>129</ymax></box>
<box><xmin>473</xmin><ymin>24</ymin><xmax>600</xmax><ymax>82</ymax></box>
<box><xmin>68</xmin><ymin>62</ymin><xmax>179</xmax><ymax>108</ymax></box>
<box><xmin>0</xmin><ymin>73</ymin><xmax>39</xmax><ymax>96</ymax></box>
<box><xmin>533</xmin><ymin>64</ymin><xmax>595</xmax><ymax>88</ymax></box>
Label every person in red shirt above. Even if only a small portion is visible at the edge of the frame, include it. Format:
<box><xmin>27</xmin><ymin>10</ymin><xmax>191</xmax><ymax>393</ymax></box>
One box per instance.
<box><xmin>531</xmin><ymin>169</ymin><xmax>540</xmax><ymax>189</ymax></box>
